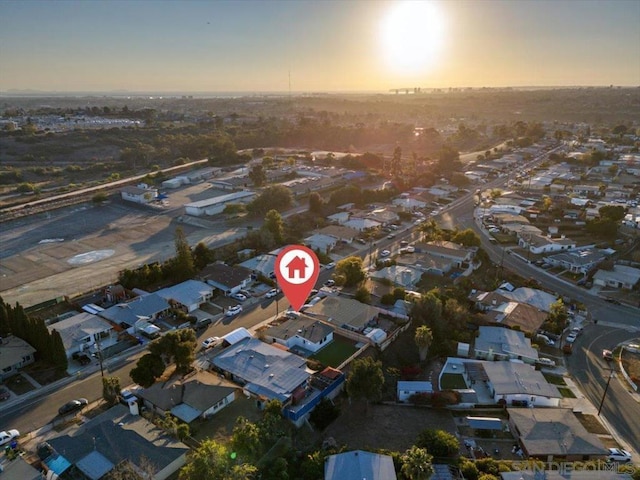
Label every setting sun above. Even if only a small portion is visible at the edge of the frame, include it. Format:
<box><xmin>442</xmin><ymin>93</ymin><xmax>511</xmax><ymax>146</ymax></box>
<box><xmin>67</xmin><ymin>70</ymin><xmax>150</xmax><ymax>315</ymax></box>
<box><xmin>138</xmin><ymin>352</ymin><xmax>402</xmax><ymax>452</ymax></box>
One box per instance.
<box><xmin>380</xmin><ymin>0</ymin><xmax>446</xmax><ymax>77</ymax></box>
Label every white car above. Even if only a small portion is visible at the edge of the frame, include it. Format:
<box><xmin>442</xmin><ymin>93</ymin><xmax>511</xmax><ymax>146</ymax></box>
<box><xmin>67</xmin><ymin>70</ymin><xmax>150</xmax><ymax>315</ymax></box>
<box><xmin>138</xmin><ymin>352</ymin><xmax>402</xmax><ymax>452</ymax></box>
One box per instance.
<box><xmin>380</xmin><ymin>250</ymin><xmax>390</xmax><ymax>257</ymax></box>
<box><xmin>536</xmin><ymin>358</ymin><xmax>556</xmax><ymax>367</ymax></box>
<box><xmin>265</xmin><ymin>288</ymin><xmax>279</xmax><ymax>298</ymax></box>
<box><xmin>325</xmin><ymin>262</ymin><xmax>336</xmax><ymax>270</ymax></box>
<box><xmin>565</xmin><ymin>332</ymin><xmax>578</xmax><ymax>344</ymax></box>
<box><xmin>607</xmin><ymin>448</ymin><xmax>632</xmax><ymax>463</ymax></box>
<box><xmin>0</xmin><ymin>429</ymin><xmax>19</xmax><ymax>446</ymax></box>
<box><xmin>225</xmin><ymin>305</ymin><xmax>243</xmax><ymax>317</ymax></box>
<box><xmin>202</xmin><ymin>336</ymin><xmax>221</xmax><ymax>348</ymax></box>
<box><xmin>324</xmin><ymin>279</ymin><xmax>335</xmax><ymax>287</ymax></box>
<box><xmin>405</xmin><ymin>246</ymin><xmax>415</xmax><ymax>253</ymax></box>
<box><xmin>230</xmin><ymin>293</ymin><xmax>247</xmax><ymax>302</ymax></box>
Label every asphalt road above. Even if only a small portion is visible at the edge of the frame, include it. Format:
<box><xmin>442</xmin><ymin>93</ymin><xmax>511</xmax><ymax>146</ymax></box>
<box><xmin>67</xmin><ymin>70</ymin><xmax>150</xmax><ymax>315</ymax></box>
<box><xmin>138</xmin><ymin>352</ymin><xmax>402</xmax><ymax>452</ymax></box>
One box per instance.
<box><xmin>565</xmin><ymin>325</ymin><xmax>640</xmax><ymax>450</ymax></box>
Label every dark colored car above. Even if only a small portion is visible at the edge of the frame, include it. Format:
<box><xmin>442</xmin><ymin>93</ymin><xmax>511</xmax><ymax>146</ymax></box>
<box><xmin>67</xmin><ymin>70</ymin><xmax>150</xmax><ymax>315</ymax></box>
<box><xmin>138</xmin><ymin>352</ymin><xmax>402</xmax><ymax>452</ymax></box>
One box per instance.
<box><xmin>72</xmin><ymin>352</ymin><xmax>91</xmax><ymax>366</ymax></box>
<box><xmin>0</xmin><ymin>387</ymin><xmax>10</xmax><ymax>401</ymax></box>
<box><xmin>194</xmin><ymin>317</ymin><xmax>212</xmax><ymax>331</ymax></box>
<box><xmin>58</xmin><ymin>398</ymin><xmax>88</xmax><ymax>416</ymax></box>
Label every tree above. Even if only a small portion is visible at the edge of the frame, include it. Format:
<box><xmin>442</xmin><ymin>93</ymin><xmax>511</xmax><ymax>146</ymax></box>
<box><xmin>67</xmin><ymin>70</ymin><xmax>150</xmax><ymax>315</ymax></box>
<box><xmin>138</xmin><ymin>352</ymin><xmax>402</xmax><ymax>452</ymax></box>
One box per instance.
<box><xmin>415</xmin><ymin>326</ymin><xmax>433</xmax><ymax>362</ymax></box>
<box><xmin>102</xmin><ymin>376</ymin><xmax>121</xmax><ymax>405</ymax></box>
<box><xmin>545</xmin><ymin>298</ymin><xmax>568</xmax><ymax>334</ymax></box>
<box><xmin>172</xmin><ymin>227</ymin><xmax>195</xmax><ymax>282</ymax></box>
<box><xmin>437</xmin><ymin>145</ymin><xmax>461</xmax><ymax>174</ymax></box>
<box><xmin>309</xmin><ymin>397</ymin><xmax>340</xmax><ymax>430</ymax></box>
<box><xmin>411</xmin><ymin>291</ymin><xmax>443</xmax><ymax>325</ymax></box>
<box><xmin>451</xmin><ymin>228</ymin><xmax>480</xmax><ymax>247</ymax></box>
<box><xmin>92</xmin><ymin>192</ymin><xmax>108</xmax><ymax>203</ymax></box>
<box><xmin>193</xmin><ymin>242</ymin><xmax>214</xmax><ymax>270</ymax></box>
<box><xmin>391</xmin><ymin>145</ymin><xmax>403</xmax><ymax>179</ymax></box>
<box><xmin>249</xmin><ymin>164</ymin><xmax>267</xmax><ymax>187</ymax></box>
<box><xmin>335</xmin><ymin>256</ymin><xmax>365</xmax><ymax>287</ymax></box>
<box><xmin>148</xmin><ymin>329</ymin><xmax>197</xmax><ymax>374</ymax></box>
<box><xmin>179</xmin><ymin>439</ymin><xmax>256</xmax><ymax>480</ymax></box>
<box><xmin>416</xmin><ymin>429</ymin><xmax>460</xmax><ymax>457</ymax></box>
<box><xmin>130</xmin><ymin>353</ymin><xmax>165</xmax><ymax>387</ymax></box>
<box><xmin>401</xmin><ymin>446</ymin><xmax>434</xmax><ymax>480</ymax></box>
<box><xmin>308</xmin><ymin>192</ymin><xmax>323</xmax><ymax>214</ymax></box>
<box><xmin>354</xmin><ymin>286</ymin><xmax>371</xmax><ymax>304</ymax></box>
<box><xmin>231</xmin><ymin>417</ymin><xmax>263</xmax><ymax>460</ymax></box>
<box><xmin>263</xmin><ymin>209</ymin><xmax>284</xmax><ymax>245</ymax></box>
<box><xmin>346</xmin><ymin>357</ymin><xmax>384</xmax><ymax>411</ymax></box>
<box><xmin>599</xmin><ymin>205</ymin><xmax>625</xmax><ymax>222</ymax></box>
<box><xmin>247</xmin><ymin>185</ymin><xmax>292</xmax><ymax>214</ymax></box>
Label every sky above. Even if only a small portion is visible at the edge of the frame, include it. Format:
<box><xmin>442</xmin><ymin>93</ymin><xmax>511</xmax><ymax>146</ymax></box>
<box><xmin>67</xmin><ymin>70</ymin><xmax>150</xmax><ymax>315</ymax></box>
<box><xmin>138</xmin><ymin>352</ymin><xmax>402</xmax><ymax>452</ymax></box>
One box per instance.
<box><xmin>1</xmin><ymin>0</ymin><xmax>639</xmax><ymax>93</ymax></box>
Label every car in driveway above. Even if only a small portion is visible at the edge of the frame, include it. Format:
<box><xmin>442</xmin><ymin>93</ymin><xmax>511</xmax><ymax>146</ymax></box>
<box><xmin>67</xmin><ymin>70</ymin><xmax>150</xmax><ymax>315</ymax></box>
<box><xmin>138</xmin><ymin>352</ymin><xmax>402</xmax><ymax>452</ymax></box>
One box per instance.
<box><xmin>230</xmin><ymin>292</ymin><xmax>247</xmax><ymax>302</ymax></box>
<box><xmin>58</xmin><ymin>398</ymin><xmax>88</xmax><ymax>416</ymax></box>
<box><xmin>72</xmin><ymin>352</ymin><xmax>92</xmax><ymax>366</ymax></box>
<box><xmin>202</xmin><ymin>336</ymin><xmax>221</xmax><ymax>349</ymax></box>
<box><xmin>380</xmin><ymin>250</ymin><xmax>390</xmax><ymax>257</ymax></box>
<box><xmin>324</xmin><ymin>279</ymin><xmax>335</xmax><ymax>287</ymax></box>
<box><xmin>265</xmin><ymin>288</ymin><xmax>280</xmax><ymax>298</ymax></box>
<box><xmin>194</xmin><ymin>317</ymin><xmax>213</xmax><ymax>331</ymax></box>
<box><xmin>0</xmin><ymin>429</ymin><xmax>19</xmax><ymax>446</ymax></box>
<box><xmin>536</xmin><ymin>334</ymin><xmax>555</xmax><ymax>346</ymax></box>
<box><xmin>606</xmin><ymin>448</ymin><xmax>632</xmax><ymax>463</ymax></box>
<box><xmin>225</xmin><ymin>305</ymin><xmax>243</xmax><ymax>317</ymax></box>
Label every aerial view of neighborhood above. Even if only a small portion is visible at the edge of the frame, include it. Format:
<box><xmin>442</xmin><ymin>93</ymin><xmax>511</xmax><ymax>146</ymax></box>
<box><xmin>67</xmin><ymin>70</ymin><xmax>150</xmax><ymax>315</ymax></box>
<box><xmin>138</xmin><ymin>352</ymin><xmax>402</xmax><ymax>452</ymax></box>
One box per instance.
<box><xmin>0</xmin><ymin>1</ymin><xmax>639</xmax><ymax>479</ymax></box>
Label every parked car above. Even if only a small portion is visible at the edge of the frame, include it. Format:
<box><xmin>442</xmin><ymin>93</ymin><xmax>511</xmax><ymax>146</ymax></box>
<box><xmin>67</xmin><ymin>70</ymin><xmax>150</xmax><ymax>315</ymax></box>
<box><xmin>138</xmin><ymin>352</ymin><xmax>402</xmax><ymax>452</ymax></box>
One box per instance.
<box><xmin>536</xmin><ymin>358</ymin><xmax>556</xmax><ymax>367</ymax></box>
<box><xmin>357</xmin><ymin>238</ymin><xmax>366</xmax><ymax>244</ymax></box>
<box><xmin>387</xmin><ymin>234</ymin><xmax>396</xmax><ymax>239</ymax></box>
<box><xmin>380</xmin><ymin>250</ymin><xmax>390</xmax><ymax>257</ymax></box>
<box><xmin>607</xmin><ymin>448</ymin><xmax>632</xmax><ymax>463</ymax></box>
<box><xmin>324</xmin><ymin>279</ymin><xmax>336</xmax><ymax>287</ymax></box>
<box><xmin>565</xmin><ymin>332</ymin><xmax>578</xmax><ymax>344</ymax></box>
<box><xmin>120</xmin><ymin>388</ymin><xmax>139</xmax><ymax>405</ymax></box>
<box><xmin>58</xmin><ymin>398</ymin><xmax>88</xmax><ymax>416</ymax></box>
<box><xmin>562</xmin><ymin>343</ymin><xmax>573</xmax><ymax>355</ymax></box>
<box><xmin>72</xmin><ymin>352</ymin><xmax>92</xmax><ymax>365</ymax></box>
<box><xmin>536</xmin><ymin>334</ymin><xmax>555</xmax><ymax>346</ymax></box>
<box><xmin>325</xmin><ymin>262</ymin><xmax>336</xmax><ymax>269</ymax></box>
<box><xmin>225</xmin><ymin>305</ymin><xmax>243</xmax><ymax>317</ymax></box>
<box><xmin>602</xmin><ymin>349</ymin><xmax>613</xmax><ymax>361</ymax></box>
<box><xmin>230</xmin><ymin>293</ymin><xmax>247</xmax><ymax>302</ymax></box>
<box><xmin>0</xmin><ymin>388</ymin><xmax>10</xmax><ymax>401</ymax></box>
<box><xmin>405</xmin><ymin>246</ymin><xmax>415</xmax><ymax>253</ymax></box>
<box><xmin>194</xmin><ymin>317</ymin><xmax>212</xmax><ymax>331</ymax></box>
<box><xmin>570</xmin><ymin>326</ymin><xmax>583</xmax><ymax>337</ymax></box>
<box><xmin>605</xmin><ymin>297</ymin><xmax>621</xmax><ymax>305</ymax></box>
<box><xmin>265</xmin><ymin>288</ymin><xmax>280</xmax><ymax>298</ymax></box>
<box><xmin>202</xmin><ymin>336</ymin><xmax>221</xmax><ymax>349</ymax></box>
<box><xmin>0</xmin><ymin>430</ymin><xmax>19</xmax><ymax>446</ymax></box>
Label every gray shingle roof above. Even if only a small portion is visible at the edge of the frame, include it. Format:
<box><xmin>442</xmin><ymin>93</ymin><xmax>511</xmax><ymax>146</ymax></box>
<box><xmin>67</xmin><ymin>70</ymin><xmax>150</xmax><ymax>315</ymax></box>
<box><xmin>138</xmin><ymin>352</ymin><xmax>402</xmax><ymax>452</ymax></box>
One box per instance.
<box><xmin>483</xmin><ymin>362</ymin><xmax>560</xmax><ymax>398</ymax></box>
<box><xmin>98</xmin><ymin>293</ymin><xmax>170</xmax><ymax>326</ymax></box>
<box><xmin>324</xmin><ymin>450</ymin><xmax>397</xmax><ymax>480</ymax></box>
<box><xmin>475</xmin><ymin>326</ymin><xmax>538</xmax><ymax>360</ymax></box>
<box><xmin>264</xmin><ymin>315</ymin><xmax>333</xmax><ymax>344</ymax></box>
<box><xmin>212</xmin><ymin>337</ymin><xmax>309</xmax><ymax>402</ymax></box>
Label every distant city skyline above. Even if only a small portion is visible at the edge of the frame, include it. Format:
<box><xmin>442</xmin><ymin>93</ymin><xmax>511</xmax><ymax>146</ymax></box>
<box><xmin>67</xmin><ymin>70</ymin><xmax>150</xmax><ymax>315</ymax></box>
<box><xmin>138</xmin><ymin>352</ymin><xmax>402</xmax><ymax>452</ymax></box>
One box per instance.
<box><xmin>1</xmin><ymin>0</ymin><xmax>639</xmax><ymax>93</ymax></box>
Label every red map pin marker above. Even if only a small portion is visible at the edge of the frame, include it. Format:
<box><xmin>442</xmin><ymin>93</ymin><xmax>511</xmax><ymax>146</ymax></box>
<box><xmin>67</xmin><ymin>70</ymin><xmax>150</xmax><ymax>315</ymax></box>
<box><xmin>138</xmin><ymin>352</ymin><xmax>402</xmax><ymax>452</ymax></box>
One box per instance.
<box><xmin>275</xmin><ymin>245</ymin><xmax>320</xmax><ymax>312</ymax></box>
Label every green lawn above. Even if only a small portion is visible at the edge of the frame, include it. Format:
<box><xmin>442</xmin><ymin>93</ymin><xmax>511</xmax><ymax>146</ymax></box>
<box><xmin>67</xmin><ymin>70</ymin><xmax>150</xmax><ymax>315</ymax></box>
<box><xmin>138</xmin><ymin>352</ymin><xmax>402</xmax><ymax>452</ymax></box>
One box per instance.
<box><xmin>439</xmin><ymin>373</ymin><xmax>468</xmax><ymax>390</ymax></box>
<box><xmin>310</xmin><ymin>336</ymin><xmax>358</xmax><ymax>368</ymax></box>
<box><xmin>543</xmin><ymin>372</ymin><xmax>567</xmax><ymax>386</ymax></box>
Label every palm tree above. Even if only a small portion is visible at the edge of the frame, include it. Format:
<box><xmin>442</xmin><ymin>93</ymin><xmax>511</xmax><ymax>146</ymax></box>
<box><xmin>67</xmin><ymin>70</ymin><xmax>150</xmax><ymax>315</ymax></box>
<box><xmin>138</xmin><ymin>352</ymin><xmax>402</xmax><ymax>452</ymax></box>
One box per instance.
<box><xmin>415</xmin><ymin>325</ymin><xmax>433</xmax><ymax>362</ymax></box>
<box><xmin>401</xmin><ymin>446</ymin><xmax>434</xmax><ymax>480</ymax></box>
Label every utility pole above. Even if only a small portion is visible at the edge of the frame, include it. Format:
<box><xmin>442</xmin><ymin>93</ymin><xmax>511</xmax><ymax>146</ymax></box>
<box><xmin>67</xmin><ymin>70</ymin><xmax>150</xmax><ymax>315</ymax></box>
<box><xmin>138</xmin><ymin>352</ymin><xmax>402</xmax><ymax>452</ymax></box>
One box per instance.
<box><xmin>597</xmin><ymin>369</ymin><xmax>615</xmax><ymax>416</ymax></box>
<box><xmin>96</xmin><ymin>334</ymin><xmax>104</xmax><ymax>378</ymax></box>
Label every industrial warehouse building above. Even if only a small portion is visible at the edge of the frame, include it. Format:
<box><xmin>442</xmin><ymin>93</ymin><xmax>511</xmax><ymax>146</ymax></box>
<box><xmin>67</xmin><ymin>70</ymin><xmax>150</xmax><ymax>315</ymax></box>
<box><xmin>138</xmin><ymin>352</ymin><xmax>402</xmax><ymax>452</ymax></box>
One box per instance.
<box><xmin>184</xmin><ymin>191</ymin><xmax>255</xmax><ymax>216</ymax></box>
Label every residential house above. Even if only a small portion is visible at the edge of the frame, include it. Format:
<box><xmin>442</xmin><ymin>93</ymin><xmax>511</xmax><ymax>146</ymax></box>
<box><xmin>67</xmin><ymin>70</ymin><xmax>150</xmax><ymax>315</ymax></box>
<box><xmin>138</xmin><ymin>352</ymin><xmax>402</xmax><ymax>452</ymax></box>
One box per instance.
<box><xmin>46</xmin><ymin>404</ymin><xmax>189</xmax><ymax>480</ymax></box>
<box><xmin>483</xmin><ymin>362</ymin><xmax>561</xmax><ymax>407</ymax></box>
<box><xmin>507</xmin><ymin>408</ymin><xmax>607</xmax><ymax>461</ymax></box>
<box><xmin>326</xmin><ymin>211</ymin><xmax>350</xmax><ymax>224</ymax></box>
<box><xmin>120</xmin><ymin>185</ymin><xmax>158</xmax><ymax>205</ymax></box>
<box><xmin>239</xmin><ymin>254</ymin><xmax>277</xmax><ymax>279</ymax></box>
<box><xmin>468</xmin><ymin>291</ymin><xmax>511</xmax><ymax>311</ymax></box>
<box><xmin>317</xmin><ymin>225</ymin><xmax>360</xmax><ymax>243</ymax></box>
<box><xmin>262</xmin><ymin>315</ymin><xmax>334</xmax><ymax>353</ymax></box>
<box><xmin>572</xmin><ymin>185</ymin><xmax>602</xmax><ymax>198</ymax></box>
<box><xmin>138</xmin><ymin>374</ymin><xmax>237</xmax><ymax>423</ymax></box>
<box><xmin>304</xmin><ymin>296</ymin><xmax>380</xmax><ymax>332</ymax></box>
<box><xmin>0</xmin><ymin>457</ymin><xmax>42</xmax><ymax>480</ymax></box>
<box><xmin>0</xmin><ymin>336</ymin><xmax>36</xmax><ymax>381</ymax></box>
<box><xmin>397</xmin><ymin>381</ymin><xmax>434</xmax><ymax>403</ymax></box>
<box><xmin>518</xmin><ymin>233</ymin><xmax>576</xmax><ymax>254</ymax></box>
<box><xmin>414</xmin><ymin>240</ymin><xmax>475</xmax><ymax>268</ymax></box>
<box><xmin>593</xmin><ymin>264</ymin><xmax>640</xmax><ymax>290</ymax></box>
<box><xmin>492</xmin><ymin>213</ymin><xmax>530</xmax><ymax>226</ymax></box>
<box><xmin>484</xmin><ymin>302</ymin><xmax>547</xmax><ymax>334</ymax></box>
<box><xmin>396</xmin><ymin>252</ymin><xmax>454</xmax><ymax>276</ymax></box>
<box><xmin>474</xmin><ymin>326</ymin><xmax>539</xmax><ymax>364</ymax></box>
<box><xmin>324</xmin><ymin>450</ymin><xmax>397</xmax><ymax>480</ymax></box>
<box><xmin>370</xmin><ymin>265</ymin><xmax>423</xmax><ymax>288</ymax></box>
<box><xmin>198</xmin><ymin>263</ymin><xmax>253</xmax><ymax>295</ymax></box>
<box><xmin>497</xmin><ymin>287</ymin><xmax>558</xmax><ymax>313</ymax></box>
<box><xmin>98</xmin><ymin>293</ymin><xmax>170</xmax><ymax>328</ymax></box>
<box><xmin>47</xmin><ymin>312</ymin><xmax>116</xmax><ymax>360</ymax></box>
<box><xmin>156</xmin><ymin>280</ymin><xmax>213</xmax><ymax>312</ymax></box>
<box><xmin>392</xmin><ymin>194</ymin><xmax>427</xmax><ymax>210</ymax></box>
<box><xmin>304</xmin><ymin>234</ymin><xmax>338</xmax><ymax>254</ymax></box>
<box><xmin>366</xmin><ymin>208</ymin><xmax>399</xmax><ymax>226</ymax></box>
<box><xmin>343</xmin><ymin>217</ymin><xmax>381</xmax><ymax>231</ymax></box>
<box><xmin>211</xmin><ymin>337</ymin><xmax>310</xmax><ymax>406</ymax></box>
<box><xmin>543</xmin><ymin>249</ymin><xmax>606</xmax><ymax>274</ymax></box>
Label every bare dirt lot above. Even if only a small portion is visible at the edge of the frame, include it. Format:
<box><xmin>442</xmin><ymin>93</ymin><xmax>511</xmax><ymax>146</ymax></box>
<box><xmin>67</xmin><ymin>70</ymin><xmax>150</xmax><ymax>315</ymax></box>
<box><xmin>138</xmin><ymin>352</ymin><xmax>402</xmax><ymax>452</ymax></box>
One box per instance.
<box><xmin>323</xmin><ymin>402</ymin><xmax>457</xmax><ymax>452</ymax></box>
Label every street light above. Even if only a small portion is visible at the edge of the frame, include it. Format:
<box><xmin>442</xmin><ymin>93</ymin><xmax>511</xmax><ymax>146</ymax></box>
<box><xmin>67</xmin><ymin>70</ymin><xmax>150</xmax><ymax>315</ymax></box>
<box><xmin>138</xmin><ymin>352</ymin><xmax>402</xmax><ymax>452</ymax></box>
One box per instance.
<box><xmin>597</xmin><ymin>368</ymin><xmax>615</xmax><ymax>416</ymax></box>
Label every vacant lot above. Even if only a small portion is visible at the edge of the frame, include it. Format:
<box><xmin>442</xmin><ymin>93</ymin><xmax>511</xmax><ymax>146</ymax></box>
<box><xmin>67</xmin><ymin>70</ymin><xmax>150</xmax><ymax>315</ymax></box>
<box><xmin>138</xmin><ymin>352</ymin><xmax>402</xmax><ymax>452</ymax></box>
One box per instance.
<box><xmin>323</xmin><ymin>402</ymin><xmax>458</xmax><ymax>452</ymax></box>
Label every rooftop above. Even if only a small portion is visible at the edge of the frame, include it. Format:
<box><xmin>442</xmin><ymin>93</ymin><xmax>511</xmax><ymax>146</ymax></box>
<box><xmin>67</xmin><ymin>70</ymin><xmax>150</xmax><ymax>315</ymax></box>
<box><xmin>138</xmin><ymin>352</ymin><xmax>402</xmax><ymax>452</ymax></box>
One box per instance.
<box><xmin>475</xmin><ymin>326</ymin><xmax>538</xmax><ymax>360</ymax></box>
<box><xmin>264</xmin><ymin>315</ymin><xmax>334</xmax><ymax>344</ymax></box>
<box><xmin>483</xmin><ymin>361</ymin><xmax>560</xmax><ymax>398</ymax></box>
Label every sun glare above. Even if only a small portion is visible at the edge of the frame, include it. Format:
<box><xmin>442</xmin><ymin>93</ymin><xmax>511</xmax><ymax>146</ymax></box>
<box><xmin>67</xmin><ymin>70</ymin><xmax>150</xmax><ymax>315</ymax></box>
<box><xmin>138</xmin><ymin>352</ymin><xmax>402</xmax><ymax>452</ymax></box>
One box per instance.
<box><xmin>380</xmin><ymin>1</ymin><xmax>446</xmax><ymax>76</ymax></box>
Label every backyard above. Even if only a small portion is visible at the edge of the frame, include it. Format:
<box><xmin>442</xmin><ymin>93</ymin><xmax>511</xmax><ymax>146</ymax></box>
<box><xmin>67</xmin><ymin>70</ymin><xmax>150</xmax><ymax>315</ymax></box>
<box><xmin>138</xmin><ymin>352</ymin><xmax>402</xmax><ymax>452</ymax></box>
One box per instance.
<box><xmin>310</xmin><ymin>335</ymin><xmax>359</xmax><ymax>368</ymax></box>
<box><xmin>440</xmin><ymin>373</ymin><xmax>468</xmax><ymax>390</ymax></box>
